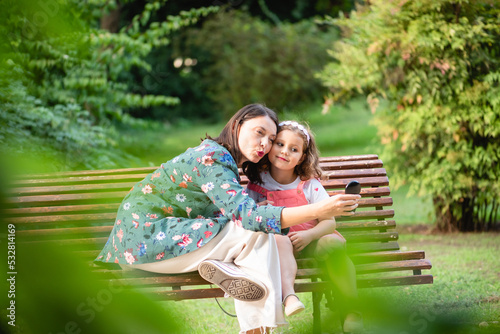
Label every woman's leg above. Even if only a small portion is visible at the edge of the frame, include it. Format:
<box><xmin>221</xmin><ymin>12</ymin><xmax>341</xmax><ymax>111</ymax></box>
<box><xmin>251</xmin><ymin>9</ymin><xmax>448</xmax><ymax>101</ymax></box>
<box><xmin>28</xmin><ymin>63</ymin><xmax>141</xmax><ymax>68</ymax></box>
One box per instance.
<box><xmin>129</xmin><ymin>222</ymin><xmax>287</xmax><ymax>333</ymax></box>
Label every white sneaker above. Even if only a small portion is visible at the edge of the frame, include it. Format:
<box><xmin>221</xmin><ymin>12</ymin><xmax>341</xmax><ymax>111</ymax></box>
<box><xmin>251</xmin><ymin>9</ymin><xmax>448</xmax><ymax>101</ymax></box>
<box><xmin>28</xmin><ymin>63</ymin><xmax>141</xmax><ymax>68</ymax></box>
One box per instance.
<box><xmin>343</xmin><ymin>312</ymin><xmax>364</xmax><ymax>333</ymax></box>
<box><xmin>198</xmin><ymin>260</ymin><xmax>267</xmax><ymax>301</ymax></box>
<box><xmin>283</xmin><ymin>293</ymin><xmax>305</xmax><ymax>317</ymax></box>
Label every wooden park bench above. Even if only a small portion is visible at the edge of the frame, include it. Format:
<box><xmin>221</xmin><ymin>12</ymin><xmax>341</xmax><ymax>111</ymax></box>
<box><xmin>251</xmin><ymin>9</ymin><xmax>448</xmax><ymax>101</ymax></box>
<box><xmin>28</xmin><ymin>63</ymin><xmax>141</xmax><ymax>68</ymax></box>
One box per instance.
<box><xmin>6</xmin><ymin>154</ymin><xmax>432</xmax><ymax>333</ymax></box>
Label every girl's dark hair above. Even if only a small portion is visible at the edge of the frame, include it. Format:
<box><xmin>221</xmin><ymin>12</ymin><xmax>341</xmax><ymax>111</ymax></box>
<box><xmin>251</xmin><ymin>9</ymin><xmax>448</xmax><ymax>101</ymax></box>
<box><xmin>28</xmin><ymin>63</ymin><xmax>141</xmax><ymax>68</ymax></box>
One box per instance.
<box><xmin>206</xmin><ymin>103</ymin><xmax>279</xmax><ymax>183</ymax></box>
<box><xmin>280</xmin><ymin>122</ymin><xmax>323</xmax><ymax>181</ymax></box>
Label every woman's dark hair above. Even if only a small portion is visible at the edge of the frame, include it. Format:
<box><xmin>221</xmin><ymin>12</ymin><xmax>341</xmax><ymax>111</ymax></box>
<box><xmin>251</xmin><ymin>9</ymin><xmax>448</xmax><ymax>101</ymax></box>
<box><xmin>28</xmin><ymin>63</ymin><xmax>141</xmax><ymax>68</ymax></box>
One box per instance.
<box><xmin>206</xmin><ymin>103</ymin><xmax>279</xmax><ymax>183</ymax></box>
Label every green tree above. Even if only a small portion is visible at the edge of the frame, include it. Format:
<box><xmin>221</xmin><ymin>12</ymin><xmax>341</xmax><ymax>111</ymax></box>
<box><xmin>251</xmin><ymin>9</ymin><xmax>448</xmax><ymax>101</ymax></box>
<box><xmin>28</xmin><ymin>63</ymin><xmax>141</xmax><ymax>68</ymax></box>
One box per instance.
<box><xmin>182</xmin><ymin>10</ymin><xmax>338</xmax><ymax>118</ymax></box>
<box><xmin>0</xmin><ymin>0</ymin><xmax>217</xmax><ymax>170</ymax></box>
<box><xmin>318</xmin><ymin>0</ymin><xmax>500</xmax><ymax>231</ymax></box>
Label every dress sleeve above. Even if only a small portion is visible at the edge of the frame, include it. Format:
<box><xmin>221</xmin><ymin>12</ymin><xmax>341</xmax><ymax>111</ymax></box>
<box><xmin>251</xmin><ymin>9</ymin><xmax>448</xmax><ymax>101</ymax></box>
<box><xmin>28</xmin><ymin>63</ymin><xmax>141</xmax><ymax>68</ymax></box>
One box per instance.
<box><xmin>197</xmin><ymin>145</ymin><xmax>284</xmax><ymax>234</ymax></box>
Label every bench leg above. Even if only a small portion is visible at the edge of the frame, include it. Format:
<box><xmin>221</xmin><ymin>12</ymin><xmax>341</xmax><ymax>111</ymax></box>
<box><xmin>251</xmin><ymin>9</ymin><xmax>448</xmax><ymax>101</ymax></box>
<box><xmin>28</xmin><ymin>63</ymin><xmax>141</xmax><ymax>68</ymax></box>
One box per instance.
<box><xmin>312</xmin><ymin>291</ymin><xmax>322</xmax><ymax>334</ymax></box>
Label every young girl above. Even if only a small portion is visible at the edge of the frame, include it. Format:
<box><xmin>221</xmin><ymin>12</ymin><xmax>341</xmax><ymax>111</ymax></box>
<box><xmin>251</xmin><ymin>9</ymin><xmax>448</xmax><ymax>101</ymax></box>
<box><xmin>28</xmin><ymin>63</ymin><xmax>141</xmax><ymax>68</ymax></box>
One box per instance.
<box><xmin>247</xmin><ymin>121</ymin><xmax>363</xmax><ymax>332</ymax></box>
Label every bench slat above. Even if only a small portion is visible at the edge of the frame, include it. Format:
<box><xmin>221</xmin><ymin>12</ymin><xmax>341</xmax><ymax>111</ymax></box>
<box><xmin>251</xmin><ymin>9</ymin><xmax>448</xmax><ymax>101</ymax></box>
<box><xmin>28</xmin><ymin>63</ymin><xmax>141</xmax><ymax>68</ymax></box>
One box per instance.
<box><xmin>146</xmin><ymin>281</ymin><xmax>335</xmax><ymax>301</ymax></box>
<box><xmin>127</xmin><ymin>275</ymin><xmax>433</xmax><ymax>301</ymax></box>
<box><xmin>83</xmin><ymin>249</ymin><xmax>424</xmax><ymax>266</ymax></box>
<box><xmin>23</xmin><ymin>234</ymin><xmax>400</xmax><ymax>252</ymax></box>
<box><xmin>357</xmin><ymin>275</ymin><xmax>433</xmax><ymax>288</ymax></box>
<box><xmin>356</xmin><ymin>197</ymin><xmax>393</xmax><ymax>207</ymax></box>
<box><xmin>16</xmin><ymin>225</ymin><xmax>114</xmax><ymax>237</ymax></box>
<box><xmin>349</xmin><ymin>250</ymin><xmax>426</xmax><ymax>264</ymax></box>
<box><xmin>7</xmin><ymin>191</ymin><xmax>129</xmax><ymax>205</ymax></box>
<box><xmin>325</xmin><ymin>168</ymin><xmax>387</xmax><ymax>178</ymax></box>
<box><xmin>337</xmin><ymin>220</ymin><xmax>396</xmax><ymax>231</ymax></box>
<box><xmin>321</xmin><ymin>176</ymin><xmax>389</xmax><ymax>188</ymax></box>
<box><xmin>355</xmin><ymin>259</ymin><xmax>432</xmax><ymax>274</ymax></box>
<box><xmin>327</xmin><ymin>186</ymin><xmax>391</xmax><ymax>197</ymax></box>
<box><xmin>336</xmin><ymin>209</ymin><xmax>395</xmax><ymax>221</ymax></box>
<box><xmin>347</xmin><ymin>241</ymin><xmax>400</xmax><ymax>253</ymax></box>
<box><xmin>319</xmin><ymin>159</ymin><xmax>384</xmax><ymax>170</ymax></box>
<box><xmin>7</xmin><ymin>212</ymin><xmax>117</xmax><ymax>224</ymax></box>
<box><xmin>341</xmin><ymin>231</ymin><xmax>398</xmax><ymax>243</ymax></box>
<box><xmin>10</xmin><ymin>174</ymin><xmax>149</xmax><ymax>187</ymax></box>
<box><xmin>10</xmin><ymin>182</ymin><xmax>137</xmax><ymax>195</ymax></box>
<box><xmin>291</xmin><ymin>260</ymin><xmax>432</xmax><ymax>277</ymax></box>
<box><xmin>12</xmin><ymin>167</ymin><xmax>157</xmax><ymax>180</ymax></box>
<box><xmin>319</xmin><ymin>155</ymin><xmax>378</xmax><ymax>162</ymax></box>
<box><xmin>5</xmin><ymin>203</ymin><xmax>121</xmax><ymax>216</ymax></box>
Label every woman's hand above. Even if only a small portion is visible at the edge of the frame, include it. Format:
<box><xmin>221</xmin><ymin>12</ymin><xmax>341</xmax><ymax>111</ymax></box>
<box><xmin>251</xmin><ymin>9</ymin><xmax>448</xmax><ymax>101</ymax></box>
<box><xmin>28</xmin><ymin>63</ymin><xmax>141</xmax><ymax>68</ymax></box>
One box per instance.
<box><xmin>315</xmin><ymin>194</ymin><xmax>360</xmax><ymax>220</ymax></box>
<box><xmin>280</xmin><ymin>194</ymin><xmax>360</xmax><ymax>229</ymax></box>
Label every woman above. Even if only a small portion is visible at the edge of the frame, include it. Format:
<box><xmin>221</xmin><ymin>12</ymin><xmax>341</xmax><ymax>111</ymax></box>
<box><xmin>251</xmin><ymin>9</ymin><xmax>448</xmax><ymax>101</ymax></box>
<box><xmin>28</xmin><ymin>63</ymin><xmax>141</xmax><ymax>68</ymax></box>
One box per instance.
<box><xmin>95</xmin><ymin>104</ymin><xmax>360</xmax><ymax>333</ymax></box>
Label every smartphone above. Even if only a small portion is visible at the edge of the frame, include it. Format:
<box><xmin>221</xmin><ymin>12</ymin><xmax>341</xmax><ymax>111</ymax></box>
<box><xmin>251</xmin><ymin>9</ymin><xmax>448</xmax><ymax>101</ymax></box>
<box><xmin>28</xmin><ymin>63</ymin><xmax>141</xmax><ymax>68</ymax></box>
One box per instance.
<box><xmin>345</xmin><ymin>180</ymin><xmax>361</xmax><ymax>194</ymax></box>
<box><xmin>345</xmin><ymin>180</ymin><xmax>360</xmax><ymax>212</ymax></box>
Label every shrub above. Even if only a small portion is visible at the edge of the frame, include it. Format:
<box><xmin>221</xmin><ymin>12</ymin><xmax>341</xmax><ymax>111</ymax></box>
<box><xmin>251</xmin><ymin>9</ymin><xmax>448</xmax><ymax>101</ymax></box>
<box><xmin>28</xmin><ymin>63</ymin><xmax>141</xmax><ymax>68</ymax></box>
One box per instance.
<box><xmin>0</xmin><ymin>0</ymin><xmax>217</xmax><ymax>170</ymax></box>
<box><xmin>318</xmin><ymin>0</ymin><xmax>500</xmax><ymax>231</ymax></box>
<box><xmin>182</xmin><ymin>10</ymin><xmax>338</xmax><ymax>118</ymax></box>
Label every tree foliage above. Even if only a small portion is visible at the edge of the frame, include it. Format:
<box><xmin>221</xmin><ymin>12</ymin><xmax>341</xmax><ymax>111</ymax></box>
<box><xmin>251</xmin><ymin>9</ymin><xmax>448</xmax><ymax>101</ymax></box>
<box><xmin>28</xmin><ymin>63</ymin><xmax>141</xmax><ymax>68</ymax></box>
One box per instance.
<box><xmin>318</xmin><ymin>0</ymin><xmax>500</xmax><ymax>231</ymax></box>
<box><xmin>0</xmin><ymin>0</ymin><xmax>217</xmax><ymax>170</ymax></box>
<box><xmin>182</xmin><ymin>10</ymin><xmax>338</xmax><ymax>118</ymax></box>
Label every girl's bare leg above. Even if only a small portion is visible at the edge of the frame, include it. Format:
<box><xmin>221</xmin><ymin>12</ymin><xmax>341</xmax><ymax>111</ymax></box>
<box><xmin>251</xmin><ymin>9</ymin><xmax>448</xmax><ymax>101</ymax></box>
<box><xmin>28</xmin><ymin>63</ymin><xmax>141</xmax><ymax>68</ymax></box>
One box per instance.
<box><xmin>275</xmin><ymin>234</ymin><xmax>300</xmax><ymax>307</ymax></box>
<box><xmin>316</xmin><ymin>234</ymin><xmax>358</xmax><ymax>299</ymax></box>
<box><xmin>317</xmin><ymin>234</ymin><xmax>363</xmax><ymax>331</ymax></box>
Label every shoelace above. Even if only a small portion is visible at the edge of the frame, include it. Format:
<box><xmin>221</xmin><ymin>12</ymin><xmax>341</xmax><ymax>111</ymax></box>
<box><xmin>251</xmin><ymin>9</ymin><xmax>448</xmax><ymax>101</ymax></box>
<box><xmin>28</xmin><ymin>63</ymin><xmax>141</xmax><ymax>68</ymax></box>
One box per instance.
<box><xmin>212</xmin><ymin>285</ymin><xmax>237</xmax><ymax>317</ymax></box>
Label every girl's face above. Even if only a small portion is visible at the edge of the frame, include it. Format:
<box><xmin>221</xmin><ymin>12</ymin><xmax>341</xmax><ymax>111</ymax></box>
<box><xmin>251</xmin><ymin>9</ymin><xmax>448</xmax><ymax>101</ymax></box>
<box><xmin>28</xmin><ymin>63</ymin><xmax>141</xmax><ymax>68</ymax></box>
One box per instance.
<box><xmin>268</xmin><ymin>129</ymin><xmax>305</xmax><ymax>172</ymax></box>
<box><xmin>237</xmin><ymin>116</ymin><xmax>277</xmax><ymax>165</ymax></box>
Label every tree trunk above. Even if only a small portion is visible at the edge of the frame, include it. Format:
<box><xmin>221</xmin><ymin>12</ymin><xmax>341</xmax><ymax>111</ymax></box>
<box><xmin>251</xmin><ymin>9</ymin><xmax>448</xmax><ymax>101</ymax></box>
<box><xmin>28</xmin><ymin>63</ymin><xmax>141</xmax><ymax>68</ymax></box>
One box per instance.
<box><xmin>433</xmin><ymin>196</ymin><xmax>458</xmax><ymax>232</ymax></box>
<box><xmin>434</xmin><ymin>195</ymin><xmax>500</xmax><ymax>232</ymax></box>
<box><xmin>101</xmin><ymin>5</ymin><xmax>121</xmax><ymax>33</ymax></box>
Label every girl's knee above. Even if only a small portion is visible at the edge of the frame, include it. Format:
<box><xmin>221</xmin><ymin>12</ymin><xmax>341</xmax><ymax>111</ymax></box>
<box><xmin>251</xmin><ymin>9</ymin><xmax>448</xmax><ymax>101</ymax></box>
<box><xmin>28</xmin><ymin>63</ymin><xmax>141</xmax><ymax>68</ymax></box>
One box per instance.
<box><xmin>320</xmin><ymin>234</ymin><xmax>346</xmax><ymax>248</ymax></box>
<box><xmin>275</xmin><ymin>234</ymin><xmax>293</xmax><ymax>251</ymax></box>
<box><xmin>315</xmin><ymin>234</ymin><xmax>346</xmax><ymax>258</ymax></box>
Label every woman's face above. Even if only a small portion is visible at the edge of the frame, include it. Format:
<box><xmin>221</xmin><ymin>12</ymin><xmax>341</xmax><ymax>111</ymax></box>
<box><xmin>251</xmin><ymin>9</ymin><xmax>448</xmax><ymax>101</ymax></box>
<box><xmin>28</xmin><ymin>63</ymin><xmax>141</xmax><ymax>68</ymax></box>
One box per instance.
<box><xmin>237</xmin><ymin>116</ymin><xmax>277</xmax><ymax>165</ymax></box>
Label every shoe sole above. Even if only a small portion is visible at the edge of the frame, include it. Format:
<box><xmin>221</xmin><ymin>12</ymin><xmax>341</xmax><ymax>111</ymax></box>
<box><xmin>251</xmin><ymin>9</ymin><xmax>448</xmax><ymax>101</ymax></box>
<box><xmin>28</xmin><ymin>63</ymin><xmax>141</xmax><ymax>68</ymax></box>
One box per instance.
<box><xmin>286</xmin><ymin>306</ymin><xmax>305</xmax><ymax>317</ymax></box>
<box><xmin>285</xmin><ymin>301</ymin><xmax>305</xmax><ymax>317</ymax></box>
<box><xmin>198</xmin><ymin>262</ymin><xmax>265</xmax><ymax>301</ymax></box>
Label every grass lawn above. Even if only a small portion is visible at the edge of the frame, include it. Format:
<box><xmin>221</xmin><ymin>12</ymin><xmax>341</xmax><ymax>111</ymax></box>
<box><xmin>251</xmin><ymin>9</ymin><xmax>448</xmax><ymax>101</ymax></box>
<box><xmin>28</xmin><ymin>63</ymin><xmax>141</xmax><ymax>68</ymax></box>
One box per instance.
<box><xmin>160</xmin><ymin>233</ymin><xmax>500</xmax><ymax>333</ymax></box>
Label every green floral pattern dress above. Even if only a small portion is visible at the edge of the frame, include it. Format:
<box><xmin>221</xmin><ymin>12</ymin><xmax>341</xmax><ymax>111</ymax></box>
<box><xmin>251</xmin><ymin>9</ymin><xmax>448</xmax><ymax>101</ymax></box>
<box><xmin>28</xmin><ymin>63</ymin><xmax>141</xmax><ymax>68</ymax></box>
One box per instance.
<box><xmin>95</xmin><ymin>140</ymin><xmax>285</xmax><ymax>265</ymax></box>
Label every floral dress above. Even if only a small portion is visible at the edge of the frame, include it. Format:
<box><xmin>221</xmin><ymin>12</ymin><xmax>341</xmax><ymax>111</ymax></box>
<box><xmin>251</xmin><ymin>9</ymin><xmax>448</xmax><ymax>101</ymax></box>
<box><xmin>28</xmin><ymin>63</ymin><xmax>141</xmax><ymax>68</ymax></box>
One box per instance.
<box><xmin>95</xmin><ymin>139</ymin><xmax>285</xmax><ymax>265</ymax></box>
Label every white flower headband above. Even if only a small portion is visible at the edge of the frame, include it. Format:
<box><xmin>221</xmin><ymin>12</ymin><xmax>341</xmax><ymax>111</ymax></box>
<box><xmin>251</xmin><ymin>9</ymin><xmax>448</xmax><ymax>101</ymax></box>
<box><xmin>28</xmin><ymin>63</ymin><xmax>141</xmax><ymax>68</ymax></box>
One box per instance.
<box><xmin>279</xmin><ymin>121</ymin><xmax>310</xmax><ymax>144</ymax></box>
